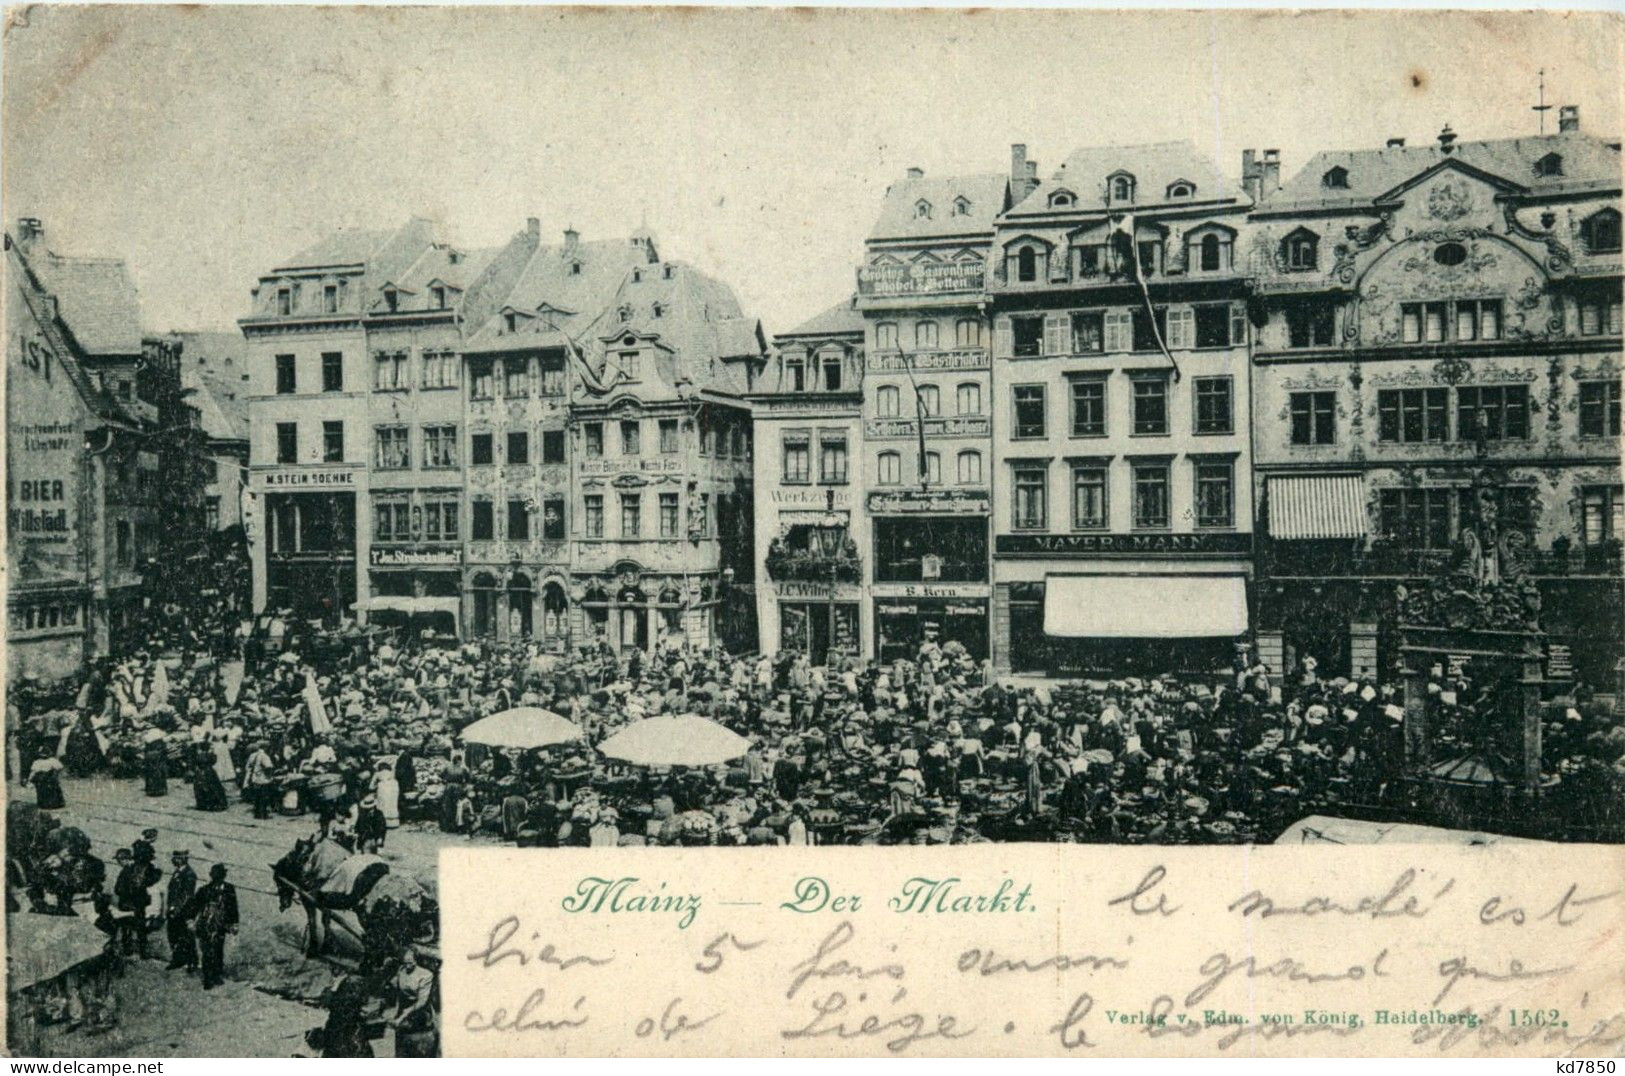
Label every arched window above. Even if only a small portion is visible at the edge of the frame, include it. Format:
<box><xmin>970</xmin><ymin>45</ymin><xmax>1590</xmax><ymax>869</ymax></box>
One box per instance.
<box><xmin>1322</xmin><ymin>166</ymin><xmax>1349</xmax><ymax>189</ymax></box>
<box><xmin>875</xmin><ymin>322</ymin><xmax>898</xmax><ymax>350</ymax></box>
<box><xmin>914</xmin><ymin>320</ymin><xmax>939</xmax><ymax>349</ymax></box>
<box><xmin>954</xmin><ymin>318</ymin><xmax>982</xmax><ymax>347</ymax></box>
<box><xmin>877</xmin><ymin>451</ymin><xmax>901</xmax><ymax>486</ymax></box>
<box><xmin>1167</xmin><ymin>181</ymin><xmax>1196</xmax><ymax>199</ymax></box>
<box><xmin>1017</xmin><ymin>247</ymin><xmax>1037</xmax><ymax>282</ymax></box>
<box><xmin>1581</xmin><ymin>208</ymin><xmax>1621</xmax><ymax>254</ymax></box>
<box><xmin>917</xmin><ymin>385</ymin><xmax>940</xmax><ymax>417</ymax></box>
<box><xmin>956</xmin><ymin>382</ymin><xmax>982</xmax><ymax>415</ymax></box>
<box><xmin>915</xmin><ymin>199</ymin><xmax>933</xmax><ymax>220</ymax></box>
<box><xmin>923</xmin><ymin>452</ymin><xmax>942</xmax><ymax>485</ymax></box>
<box><xmin>952</xmin><ymin>196</ymin><xmax>971</xmax><ymax>217</ymax></box>
<box><xmin>1048</xmin><ymin>189</ymin><xmax>1076</xmax><ymax>208</ymax></box>
<box><xmin>1200</xmin><ymin>233</ymin><xmax>1222</xmax><ymax>272</ymax></box>
<box><xmin>876</xmin><ymin>385</ymin><xmax>900</xmax><ymax>417</ymax></box>
<box><xmin>1110</xmin><ymin>174</ymin><xmax>1136</xmax><ymax>203</ymax></box>
<box><xmin>1282</xmin><ymin>229</ymin><xmax>1319</xmax><ymax>271</ymax></box>
<box><xmin>957</xmin><ymin>449</ymin><xmax>983</xmax><ymax>485</ymax></box>
<box><xmin>1534</xmin><ymin>153</ymin><xmax>1564</xmax><ymax>178</ymax></box>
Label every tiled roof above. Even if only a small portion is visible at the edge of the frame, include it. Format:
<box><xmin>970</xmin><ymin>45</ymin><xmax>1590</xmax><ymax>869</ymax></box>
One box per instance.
<box><xmin>172</xmin><ymin>331</ymin><xmax>249</xmax><ymax>441</ymax></box>
<box><xmin>1270</xmin><ymin>131</ymin><xmax>1622</xmax><ymax>211</ymax></box>
<box><xmin>367</xmin><ymin>243</ymin><xmax>504</xmax><ymax>314</ymax></box>
<box><xmin>275</xmin><ymin>228</ymin><xmax>394</xmax><ymax>270</ymax></box>
<box><xmin>600</xmin><ymin>261</ymin><xmax>761</xmax><ymax>397</ymax></box>
<box><xmin>777</xmin><ymin>296</ymin><xmax>863</xmax><ymax>340</ymax></box>
<box><xmin>1006</xmin><ymin>140</ymin><xmax>1244</xmax><ymax>217</ymax></box>
<box><xmin>464</xmin><ymin>237</ymin><xmax>654</xmax><ymax>351</ymax></box>
<box><xmin>28</xmin><ymin>251</ymin><xmax>143</xmax><ymax>356</ymax></box>
<box><xmin>868</xmin><ymin>173</ymin><xmax>1011</xmax><ymax>242</ymax></box>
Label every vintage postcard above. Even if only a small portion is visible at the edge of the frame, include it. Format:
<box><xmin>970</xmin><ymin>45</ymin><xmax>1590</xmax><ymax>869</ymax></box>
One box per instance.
<box><xmin>3</xmin><ymin>3</ymin><xmax>1622</xmax><ymax>1061</ymax></box>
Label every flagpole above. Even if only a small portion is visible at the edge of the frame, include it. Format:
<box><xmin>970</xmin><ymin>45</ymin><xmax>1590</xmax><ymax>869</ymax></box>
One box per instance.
<box><xmin>1114</xmin><ymin>213</ymin><xmax>1182</xmax><ymax>383</ymax></box>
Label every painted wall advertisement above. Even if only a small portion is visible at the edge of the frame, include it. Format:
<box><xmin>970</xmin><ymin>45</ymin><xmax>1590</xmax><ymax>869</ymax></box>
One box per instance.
<box><xmin>7</xmin><ymin>300</ymin><xmax>83</xmax><ymax>587</ymax></box>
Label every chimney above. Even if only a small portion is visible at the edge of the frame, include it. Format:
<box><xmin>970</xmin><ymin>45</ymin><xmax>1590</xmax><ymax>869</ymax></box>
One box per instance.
<box><xmin>1559</xmin><ymin>105</ymin><xmax>1579</xmax><ymax>133</ymax></box>
<box><xmin>1241</xmin><ymin>149</ymin><xmax>1261</xmax><ymax>202</ymax></box>
<box><xmin>15</xmin><ymin>217</ymin><xmax>43</xmax><ymax>252</ymax></box>
<box><xmin>563</xmin><ymin>227</ymin><xmax>579</xmax><ymax>250</ymax></box>
<box><xmin>905</xmin><ymin>167</ymin><xmax>924</xmax><ymax>180</ymax></box>
<box><xmin>526</xmin><ymin>217</ymin><xmax>540</xmax><ymax>242</ymax></box>
<box><xmin>1386</xmin><ymin>137</ymin><xmax>1406</xmax><ymax>149</ymax></box>
<box><xmin>1260</xmin><ymin>149</ymin><xmax>1281</xmax><ymax>198</ymax></box>
<box><xmin>1438</xmin><ymin>124</ymin><xmax>1457</xmax><ymax>153</ymax></box>
<box><xmin>1010</xmin><ymin>143</ymin><xmax>1027</xmax><ymax>187</ymax></box>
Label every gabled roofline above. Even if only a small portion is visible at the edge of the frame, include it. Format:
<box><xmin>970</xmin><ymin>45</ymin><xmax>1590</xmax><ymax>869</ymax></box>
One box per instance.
<box><xmin>1370</xmin><ymin>155</ymin><xmax>1530</xmax><ymax>203</ymax></box>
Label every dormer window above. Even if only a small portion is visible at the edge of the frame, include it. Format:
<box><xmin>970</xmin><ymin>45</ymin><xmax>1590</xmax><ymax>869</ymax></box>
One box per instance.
<box><xmin>1534</xmin><ymin>152</ymin><xmax>1564</xmax><ymax>178</ymax></box>
<box><xmin>618</xmin><ymin>303</ymin><xmax>634</xmax><ymax>323</ymax></box>
<box><xmin>663</xmin><ymin>264</ymin><xmax>675</xmax><ymax>280</ymax></box>
<box><xmin>323</xmin><ymin>284</ymin><xmax>339</xmax><ymax>314</ymax></box>
<box><xmin>1282</xmin><ymin>228</ymin><xmax>1319</xmax><ymax>271</ymax></box>
<box><xmin>632</xmin><ymin>269</ymin><xmax>642</xmax><ymax>283</ymax></box>
<box><xmin>1109</xmin><ymin>173</ymin><xmax>1136</xmax><ymax>203</ymax></box>
<box><xmin>952</xmin><ymin>196</ymin><xmax>971</xmax><ymax>217</ymax></box>
<box><xmin>430</xmin><ymin>285</ymin><xmax>446</xmax><ymax>309</ymax></box>
<box><xmin>276</xmin><ymin>287</ymin><xmax>291</xmax><ymax>317</ymax></box>
<box><xmin>1167</xmin><ymin>180</ymin><xmax>1196</xmax><ymax>199</ymax></box>
<box><xmin>915</xmin><ymin>199</ymin><xmax>933</xmax><ymax>220</ymax></box>
<box><xmin>383</xmin><ymin>287</ymin><xmax>399</xmax><ymax>313</ymax></box>
<box><xmin>1322</xmin><ymin>166</ymin><xmax>1349</xmax><ymax>189</ymax></box>
<box><xmin>1184</xmin><ymin>227</ymin><xmax>1234</xmax><ymax>273</ymax></box>
<box><xmin>570</xmin><ymin>261</ymin><xmax>582</xmax><ymax>275</ymax></box>
<box><xmin>1581</xmin><ymin>208</ymin><xmax>1621</xmax><ymax>254</ymax></box>
<box><xmin>1017</xmin><ymin>247</ymin><xmax>1037</xmax><ymax>282</ymax></box>
<box><xmin>1048</xmin><ymin>189</ymin><xmax>1077</xmax><ymax>209</ymax></box>
<box><xmin>503</xmin><ymin>311</ymin><xmax>518</xmax><ymax>333</ymax></box>
<box><xmin>652</xmin><ymin>301</ymin><xmax>667</xmax><ymax>319</ymax></box>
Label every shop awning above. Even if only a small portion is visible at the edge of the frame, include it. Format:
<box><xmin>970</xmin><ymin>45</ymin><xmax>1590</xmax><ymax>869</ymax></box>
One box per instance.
<box><xmin>356</xmin><ymin>596</ymin><xmax>461</xmax><ymax>618</ymax></box>
<box><xmin>1043</xmin><ymin>574</ymin><xmax>1248</xmax><ymax>638</ymax></box>
<box><xmin>1268</xmin><ymin>474</ymin><xmax>1368</xmax><ymax>540</ymax></box>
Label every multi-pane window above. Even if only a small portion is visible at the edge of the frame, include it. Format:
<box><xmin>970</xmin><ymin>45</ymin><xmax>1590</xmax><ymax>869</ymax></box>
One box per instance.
<box><xmin>1456</xmin><ymin>385</ymin><xmax>1529</xmax><ymax>442</ymax></box>
<box><xmin>542</xmin><ymin>496</ymin><xmax>565</xmax><ymax>540</ymax></box>
<box><xmin>1284</xmin><ymin>232</ymin><xmax>1318</xmax><ymax>271</ymax></box>
<box><xmin>540</xmin><ymin>355</ymin><xmax>565</xmax><ymax>395</ymax></box>
<box><xmin>1380</xmin><ymin>488</ymin><xmax>1452</xmax><ymax>548</ymax></box>
<box><xmin>619</xmin><ymin>493</ymin><xmax>641</xmax><ymax>538</ymax></box>
<box><xmin>584</xmin><ymin>422</ymin><xmax>603</xmax><ymax>458</ymax></box>
<box><xmin>507</xmin><ymin>499</ymin><xmax>530</xmax><ymax>540</ymax></box>
<box><xmin>469</xmin><ymin>358</ymin><xmax>493</xmax><ymax>399</ymax></box>
<box><xmin>957</xmin><ymin>450</ymin><xmax>982</xmax><ymax>485</ymax></box>
<box><xmin>506</xmin><ymin>430</ymin><xmax>529</xmax><ymax>465</ymax></box>
<box><xmin>423</xmin><ymin>425</ymin><xmax>457</xmax><ymax>469</ymax></box>
<box><xmin>1578</xmin><ymin>294</ymin><xmax>1624</xmax><ymax>336</ymax></box>
<box><xmin>1012</xmin><ymin>316</ymin><xmax>1044</xmax><ymax>358</ymax></box>
<box><xmin>819</xmin><ymin>434</ymin><xmax>849</xmax><ymax>484</ymax></box>
<box><xmin>374</xmin><ymin>425</ymin><xmax>409</xmax><ymax>469</ymax></box>
<box><xmin>1131</xmin><ymin>376</ymin><xmax>1169</xmax><ymax>435</ymax></box>
<box><xmin>1070</xmin><ymin>377</ymin><xmax>1106</xmax><ymax>437</ymax></box>
<box><xmin>542</xmin><ymin>430</ymin><xmax>566</xmax><ymax>463</ymax></box>
<box><xmin>917</xmin><ymin>385</ymin><xmax>940</xmax><ymax>417</ymax></box>
<box><xmin>276</xmin><ymin>422</ymin><xmax>297</xmax><ymax>464</ymax></box>
<box><xmin>505</xmin><ymin>358</ymin><xmax>530</xmax><ymax>396</ymax></box>
<box><xmin>321</xmin><ymin>352</ymin><xmax>343</xmax><ymax>392</ymax></box>
<box><xmin>1286</xmin><ymin>302</ymin><xmax>1336</xmax><ymax>348</ymax></box>
<box><xmin>275</xmin><ymin>354</ymin><xmax>296</xmax><ymax>395</ymax></box>
<box><xmin>1071</xmin><ymin>464</ymin><xmax>1108</xmax><ymax>530</ymax></box>
<box><xmin>659</xmin><ymin>492</ymin><xmax>680</xmax><ymax>537</ymax></box>
<box><xmin>658</xmin><ymin>419</ymin><xmax>679</xmax><ymax>454</ymax></box>
<box><xmin>875</xmin><ymin>322</ymin><xmax>898</xmax><ymax>350</ymax></box>
<box><xmin>616</xmin><ymin>352</ymin><xmax>640</xmax><ymax>381</ymax></box>
<box><xmin>374</xmin><ymin>500</ymin><xmax>410</xmax><ymax>542</ymax></box>
<box><xmin>923</xmin><ymin>452</ymin><xmax>942</xmax><ymax>486</ymax></box>
<box><xmin>876</xmin><ymin>386</ymin><xmax>900</xmax><ymax>417</ymax></box>
<box><xmin>374</xmin><ymin>351</ymin><xmax>407</xmax><ymax>390</ymax></box>
<box><xmin>1012</xmin><ymin>466</ymin><xmax>1047</xmax><ymax>529</ymax></box>
<box><xmin>820</xmin><ymin>350</ymin><xmax>844</xmax><ymax>391</ymax></box>
<box><xmin>1579</xmin><ymin>381</ymin><xmax>1622</xmax><ymax>437</ymax></box>
<box><xmin>1194</xmin><ymin>459</ymin><xmax>1235</xmax><ymax>528</ymax></box>
<box><xmin>1132</xmin><ymin>307</ymin><xmax>1168</xmax><ymax>352</ymax></box>
<box><xmin>322</xmin><ymin>420</ymin><xmax>344</xmax><ymax>463</ymax></box>
<box><xmin>955</xmin><ymin>319</ymin><xmax>982</xmax><ymax>347</ymax></box>
<box><xmin>877</xmin><ymin>451</ymin><xmax>901</xmax><ymax>486</ymax></box>
<box><xmin>1377</xmin><ymin>388</ymin><xmax>1448</xmax><ymax>443</ymax></box>
<box><xmin>1289</xmin><ymin>391</ymin><xmax>1336</xmax><ymax>445</ymax></box>
<box><xmin>956</xmin><ymin>382</ymin><xmax>982</xmax><ymax>416</ymax></box>
<box><xmin>1193</xmin><ymin>305</ymin><xmax>1241</xmax><ymax>349</ymax></box>
<box><xmin>1193</xmin><ymin>377</ymin><xmax>1233</xmax><ymax>434</ymax></box>
<box><xmin>422</xmin><ymin>350</ymin><xmax>458</xmax><ymax>389</ymax></box>
<box><xmin>1455</xmin><ymin>300</ymin><xmax>1502</xmax><ymax>341</ymax></box>
<box><xmin>1401</xmin><ymin>302</ymin><xmax>1449</xmax><ymax>343</ymax></box>
<box><xmin>915</xmin><ymin>321</ymin><xmax>939</xmax><ymax>350</ymax></box>
<box><xmin>1071</xmin><ymin>311</ymin><xmax>1104</xmax><ymax>353</ymax></box>
<box><xmin>471</xmin><ymin>500</ymin><xmax>495</xmax><ymax>541</ymax></box>
<box><xmin>471</xmin><ymin>433</ymin><xmax>494</xmax><ymax>465</ymax></box>
<box><xmin>782</xmin><ymin>434</ymin><xmax>811</xmax><ymax>484</ymax></box>
<box><xmin>583</xmin><ymin>495</ymin><xmax>604</xmax><ymax>538</ymax></box>
<box><xmin>1013</xmin><ymin>385</ymin><xmax>1047</xmax><ymax>438</ymax></box>
<box><xmin>1132</xmin><ymin>462</ymin><xmax>1171</xmax><ymax>529</ymax></box>
<box><xmin>1582</xmin><ymin>486</ymin><xmax>1624</xmax><ymax>545</ymax></box>
<box><xmin>423</xmin><ymin>499</ymin><xmax>459</xmax><ymax>542</ymax></box>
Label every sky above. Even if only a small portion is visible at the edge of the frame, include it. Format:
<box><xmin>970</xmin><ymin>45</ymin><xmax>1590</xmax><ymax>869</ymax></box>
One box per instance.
<box><xmin>4</xmin><ymin>7</ymin><xmax>1620</xmax><ymax>337</ymax></box>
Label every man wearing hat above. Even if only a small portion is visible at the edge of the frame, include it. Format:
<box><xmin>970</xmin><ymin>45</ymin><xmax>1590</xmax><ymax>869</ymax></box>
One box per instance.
<box><xmin>190</xmin><ymin>863</ymin><xmax>239</xmax><ymax>990</ymax></box>
<box><xmin>165</xmin><ymin>849</ymin><xmax>198</xmax><ymax>971</ymax></box>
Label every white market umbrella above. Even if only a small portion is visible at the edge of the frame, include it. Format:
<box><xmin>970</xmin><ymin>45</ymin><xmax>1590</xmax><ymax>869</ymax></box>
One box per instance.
<box><xmin>460</xmin><ymin>707</ymin><xmax>582</xmax><ymax>750</ymax></box>
<box><xmin>597</xmin><ymin>714</ymin><xmax>751</xmax><ymax>768</ymax></box>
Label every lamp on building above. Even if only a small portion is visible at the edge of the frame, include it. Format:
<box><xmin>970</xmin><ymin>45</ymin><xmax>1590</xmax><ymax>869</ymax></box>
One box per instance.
<box><xmin>814</xmin><ymin>486</ymin><xmax>844</xmax><ymax>666</ymax></box>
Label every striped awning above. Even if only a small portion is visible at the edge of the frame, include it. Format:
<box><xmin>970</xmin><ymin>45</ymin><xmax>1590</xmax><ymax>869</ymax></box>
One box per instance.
<box><xmin>1269</xmin><ymin>474</ymin><xmax>1368</xmax><ymax>540</ymax></box>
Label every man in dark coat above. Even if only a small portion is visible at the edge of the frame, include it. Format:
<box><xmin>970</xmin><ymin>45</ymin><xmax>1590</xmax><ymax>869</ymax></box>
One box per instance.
<box><xmin>190</xmin><ymin>863</ymin><xmax>239</xmax><ymax>989</ymax></box>
<box><xmin>113</xmin><ymin>845</ymin><xmax>159</xmax><ymax>958</ymax></box>
<box><xmin>165</xmin><ymin>849</ymin><xmax>198</xmax><ymax>971</ymax></box>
